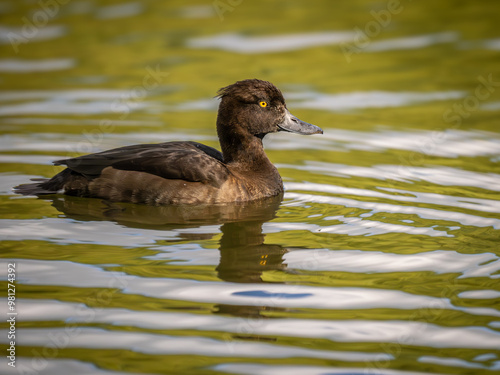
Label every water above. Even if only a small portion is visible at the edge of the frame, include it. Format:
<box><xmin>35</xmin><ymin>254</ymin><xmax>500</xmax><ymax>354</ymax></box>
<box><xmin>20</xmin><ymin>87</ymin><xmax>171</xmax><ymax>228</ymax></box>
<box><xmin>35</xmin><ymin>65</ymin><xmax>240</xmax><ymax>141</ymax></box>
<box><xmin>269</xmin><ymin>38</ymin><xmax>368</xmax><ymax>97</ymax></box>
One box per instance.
<box><xmin>1</xmin><ymin>0</ymin><xmax>500</xmax><ymax>374</ymax></box>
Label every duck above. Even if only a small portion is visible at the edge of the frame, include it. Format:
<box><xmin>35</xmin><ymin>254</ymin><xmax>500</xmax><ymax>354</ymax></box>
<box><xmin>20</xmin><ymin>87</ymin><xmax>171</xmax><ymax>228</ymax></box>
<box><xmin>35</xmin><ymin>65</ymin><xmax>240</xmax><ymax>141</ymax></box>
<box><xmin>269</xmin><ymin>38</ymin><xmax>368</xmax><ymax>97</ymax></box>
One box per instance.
<box><xmin>15</xmin><ymin>79</ymin><xmax>323</xmax><ymax>205</ymax></box>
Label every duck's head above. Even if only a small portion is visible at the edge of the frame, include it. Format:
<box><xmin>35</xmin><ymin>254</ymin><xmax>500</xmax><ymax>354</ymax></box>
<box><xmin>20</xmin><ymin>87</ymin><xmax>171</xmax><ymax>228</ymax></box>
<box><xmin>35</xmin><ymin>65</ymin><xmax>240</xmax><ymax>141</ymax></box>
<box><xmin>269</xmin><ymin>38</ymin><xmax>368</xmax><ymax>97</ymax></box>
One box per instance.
<box><xmin>216</xmin><ymin>79</ymin><xmax>323</xmax><ymax>139</ymax></box>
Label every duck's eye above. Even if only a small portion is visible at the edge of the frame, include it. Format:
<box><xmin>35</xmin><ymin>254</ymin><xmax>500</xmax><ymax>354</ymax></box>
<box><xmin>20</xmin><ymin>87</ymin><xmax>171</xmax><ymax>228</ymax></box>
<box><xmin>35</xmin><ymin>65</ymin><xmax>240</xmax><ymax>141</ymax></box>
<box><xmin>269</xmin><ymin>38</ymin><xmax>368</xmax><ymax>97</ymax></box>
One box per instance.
<box><xmin>259</xmin><ymin>101</ymin><xmax>268</xmax><ymax>108</ymax></box>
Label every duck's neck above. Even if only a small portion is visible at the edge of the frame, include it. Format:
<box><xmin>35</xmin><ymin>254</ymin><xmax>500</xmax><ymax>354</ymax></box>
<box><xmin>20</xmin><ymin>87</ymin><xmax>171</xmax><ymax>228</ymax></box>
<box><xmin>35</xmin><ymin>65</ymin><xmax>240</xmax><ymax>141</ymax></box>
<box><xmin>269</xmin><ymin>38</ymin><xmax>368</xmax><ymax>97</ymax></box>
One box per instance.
<box><xmin>217</xmin><ymin>122</ymin><xmax>272</xmax><ymax>168</ymax></box>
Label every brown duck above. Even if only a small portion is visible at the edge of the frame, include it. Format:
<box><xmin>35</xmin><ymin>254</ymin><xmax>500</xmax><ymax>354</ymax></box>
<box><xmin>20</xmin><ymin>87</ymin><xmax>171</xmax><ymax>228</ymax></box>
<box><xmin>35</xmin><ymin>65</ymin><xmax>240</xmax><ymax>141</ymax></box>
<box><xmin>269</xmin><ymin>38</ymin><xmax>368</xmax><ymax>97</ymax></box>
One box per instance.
<box><xmin>15</xmin><ymin>79</ymin><xmax>323</xmax><ymax>204</ymax></box>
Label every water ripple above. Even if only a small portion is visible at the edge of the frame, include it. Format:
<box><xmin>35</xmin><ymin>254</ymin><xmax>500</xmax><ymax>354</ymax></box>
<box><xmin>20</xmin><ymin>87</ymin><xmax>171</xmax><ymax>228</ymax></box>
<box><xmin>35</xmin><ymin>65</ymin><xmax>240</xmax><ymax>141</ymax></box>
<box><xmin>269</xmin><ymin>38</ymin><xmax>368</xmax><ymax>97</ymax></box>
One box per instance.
<box><xmin>283</xmin><ymin>249</ymin><xmax>500</xmax><ymax>279</ymax></box>
<box><xmin>318</xmin><ymin>129</ymin><xmax>500</xmax><ymax>157</ymax></box>
<box><xmin>214</xmin><ymin>363</ymin><xmax>443</xmax><ymax>375</ymax></box>
<box><xmin>96</xmin><ymin>2</ymin><xmax>144</xmax><ymax>20</ymax></box>
<box><xmin>1</xmin><ymin>326</ymin><xmax>388</xmax><ymax>361</ymax></box>
<box><xmin>6</xmin><ymin>299</ymin><xmax>500</xmax><ymax>350</ymax></box>
<box><xmin>0</xmin><ymin>58</ymin><xmax>74</xmax><ymax>72</ymax></box>
<box><xmin>187</xmin><ymin>31</ymin><xmax>356</xmax><ymax>53</ymax></box>
<box><xmin>285</xmin><ymin>182</ymin><xmax>500</xmax><ymax>213</ymax></box>
<box><xmin>7</xmin><ymin>259</ymin><xmax>500</xmax><ymax>317</ymax></box>
<box><xmin>266</xmin><ymin>218</ymin><xmax>450</xmax><ymax>237</ymax></box>
<box><xmin>285</xmin><ymin>192</ymin><xmax>500</xmax><ymax>230</ymax></box>
<box><xmin>0</xmin><ymin>25</ymin><xmax>66</xmax><ymax>43</ymax></box>
<box><xmin>365</xmin><ymin>32</ymin><xmax>458</xmax><ymax>52</ymax></box>
<box><xmin>281</xmin><ymin>162</ymin><xmax>500</xmax><ymax>191</ymax></box>
<box><xmin>287</xmin><ymin>90</ymin><xmax>464</xmax><ymax>111</ymax></box>
<box><xmin>1</xmin><ymin>358</ymin><xmax>142</xmax><ymax>375</ymax></box>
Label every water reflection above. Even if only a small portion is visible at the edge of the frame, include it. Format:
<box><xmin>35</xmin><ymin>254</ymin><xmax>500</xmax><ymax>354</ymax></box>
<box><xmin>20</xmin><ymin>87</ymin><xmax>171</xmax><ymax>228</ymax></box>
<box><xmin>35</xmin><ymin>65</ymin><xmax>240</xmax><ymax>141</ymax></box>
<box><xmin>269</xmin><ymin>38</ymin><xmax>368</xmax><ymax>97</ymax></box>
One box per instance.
<box><xmin>2</xmin><ymin>0</ymin><xmax>500</xmax><ymax>371</ymax></box>
<box><xmin>187</xmin><ymin>31</ymin><xmax>459</xmax><ymax>54</ymax></box>
<box><xmin>217</xmin><ymin>219</ymin><xmax>287</xmax><ymax>283</ymax></box>
<box><xmin>0</xmin><ymin>89</ymin><xmax>155</xmax><ymax>116</ymax></box>
<box><xmin>34</xmin><ymin>194</ymin><xmax>289</xmax><ymax>318</ymax></box>
<box><xmin>46</xmin><ymin>193</ymin><xmax>282</xmax><ymax>227</ymax></box>
<box><xmin>0</xmin><ymin>58</ymin><xmax>75</xmax><ymax>72</ymax></box>
<box><xmin>0</xmin><ymin>25</ymin><xmax>66</xmax><ymax>43</ymax></box>
<box><xmin>215</xmin><ymin>213</ymin><xmax>288</xmax><ymax>318</ymax></box>
<box><xmin>48</xmin><ymin>194</ymin><xmax>288</xmax><ymax>280</ymax></box>
<box><xmin>287</xmin><ymin>89</ymin><xmax>464</xmax><ymax>111</ymax></box>
<box><xmin>39</xmin><ymin>193</ymin><xmax>277</xmax><ymax>263</ymax></box>
<box><xmin>10</xmin><ymin>196</ymin><xmax>498</xmax><ymax>320</ymax></box>
<box><xmin>188</xmin><ymin>31</ymin><xmax>355</xmax><ymax>53</ymax></box>
<box><xmin>96</xmin><ymin>2</ymin><xmax>144</xmax><ymax>20</ymax></box>
<box><xmin>365</xmin><ymin>31</ymin><xmax>458</xmax><ymax>52</ymax></box>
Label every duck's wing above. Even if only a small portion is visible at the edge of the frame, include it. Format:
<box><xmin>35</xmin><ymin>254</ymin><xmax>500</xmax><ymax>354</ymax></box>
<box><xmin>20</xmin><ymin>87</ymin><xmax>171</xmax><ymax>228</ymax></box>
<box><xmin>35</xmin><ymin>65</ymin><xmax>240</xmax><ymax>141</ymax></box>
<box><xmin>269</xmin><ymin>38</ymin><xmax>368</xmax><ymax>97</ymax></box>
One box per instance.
<box><xmin>55</xmin><ymin>141</ymin><xmax>229</xmax><ymax>187</ymax></box>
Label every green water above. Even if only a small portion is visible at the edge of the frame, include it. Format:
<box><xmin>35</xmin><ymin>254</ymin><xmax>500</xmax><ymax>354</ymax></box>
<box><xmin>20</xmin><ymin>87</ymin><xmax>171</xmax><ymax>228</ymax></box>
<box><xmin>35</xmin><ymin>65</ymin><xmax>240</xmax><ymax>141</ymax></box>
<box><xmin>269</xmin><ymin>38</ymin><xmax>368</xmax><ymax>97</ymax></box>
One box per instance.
<box><xmin>1</xmin><ymin>0</ymin><xmax>500</xmax><ymax>374</ymax></box>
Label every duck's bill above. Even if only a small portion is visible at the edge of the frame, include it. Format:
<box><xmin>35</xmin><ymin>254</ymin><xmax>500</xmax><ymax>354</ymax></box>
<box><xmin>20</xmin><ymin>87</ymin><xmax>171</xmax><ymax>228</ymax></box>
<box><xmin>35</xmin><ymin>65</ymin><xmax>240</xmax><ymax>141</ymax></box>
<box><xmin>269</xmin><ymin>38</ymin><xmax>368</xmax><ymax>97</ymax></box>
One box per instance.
<box><xmin>277</xmin><ymin>110</ymin><xmax>323</xmax><ymax>135</ymax></box>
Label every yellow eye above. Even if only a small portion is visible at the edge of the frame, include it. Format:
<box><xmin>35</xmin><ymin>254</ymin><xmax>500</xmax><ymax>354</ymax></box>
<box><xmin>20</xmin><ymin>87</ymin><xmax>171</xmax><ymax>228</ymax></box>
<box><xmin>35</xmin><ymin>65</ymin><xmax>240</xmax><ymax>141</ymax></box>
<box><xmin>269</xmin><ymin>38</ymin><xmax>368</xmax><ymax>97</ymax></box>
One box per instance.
<box><xmin>259</xmin><ymin>101</ymin><xmax>268</xmax><ymax>108</ymax></box>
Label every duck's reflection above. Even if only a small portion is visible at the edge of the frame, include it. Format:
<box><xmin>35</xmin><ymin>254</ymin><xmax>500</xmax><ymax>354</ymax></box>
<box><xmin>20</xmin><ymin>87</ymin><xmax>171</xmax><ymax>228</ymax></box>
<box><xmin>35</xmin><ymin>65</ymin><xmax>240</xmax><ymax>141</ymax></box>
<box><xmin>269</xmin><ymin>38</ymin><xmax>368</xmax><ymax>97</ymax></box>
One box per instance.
<box><xmin>217</xmin><ymin>219</ymin><xmax>287</xmax><ymax>283</ymax></box>
<box><xmin>215</xmin><ymin>210</ymin><xmax>288</xmax><ymax>320</ymax></box>
<box><xmin>47</xmin><ymin>194</ymin><xmax>289</xmax><ymax>319</ymax></box>
<box><xmin>47</xmin><ymin>194</ymin><xmax>288</xmax><ymax>282</ymax></box>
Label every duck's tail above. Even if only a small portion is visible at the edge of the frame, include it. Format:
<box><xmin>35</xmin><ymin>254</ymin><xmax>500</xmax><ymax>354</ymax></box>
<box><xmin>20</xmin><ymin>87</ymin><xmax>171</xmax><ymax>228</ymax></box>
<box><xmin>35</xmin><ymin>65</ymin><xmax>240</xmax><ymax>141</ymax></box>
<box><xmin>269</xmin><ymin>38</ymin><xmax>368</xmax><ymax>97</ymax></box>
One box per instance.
<box><xmin>14</xmin><ymin>169</ymin><xmax>72</xmax><ymax>196</ymax></box>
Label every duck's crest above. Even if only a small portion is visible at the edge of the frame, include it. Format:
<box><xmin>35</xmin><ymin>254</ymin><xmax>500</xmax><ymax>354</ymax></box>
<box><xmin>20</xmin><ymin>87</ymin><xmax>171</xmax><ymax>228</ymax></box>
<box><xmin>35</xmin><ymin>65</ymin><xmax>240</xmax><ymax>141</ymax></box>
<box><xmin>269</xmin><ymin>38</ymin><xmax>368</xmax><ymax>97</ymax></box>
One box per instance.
<box><xmin>217</xmin><ymin>79</ymin><xmax>284</xmax><ymax>103</ymax></box>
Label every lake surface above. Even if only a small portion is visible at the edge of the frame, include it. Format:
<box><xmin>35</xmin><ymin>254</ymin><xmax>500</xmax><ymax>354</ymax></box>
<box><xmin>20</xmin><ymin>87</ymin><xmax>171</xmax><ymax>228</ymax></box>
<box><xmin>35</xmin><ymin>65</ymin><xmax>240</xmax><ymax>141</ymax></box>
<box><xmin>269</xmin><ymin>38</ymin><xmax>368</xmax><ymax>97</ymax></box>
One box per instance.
<box><xmin>1</xmin><ymin>0</ymin><xmax>500</xmax><ymax>374</ymax></box>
